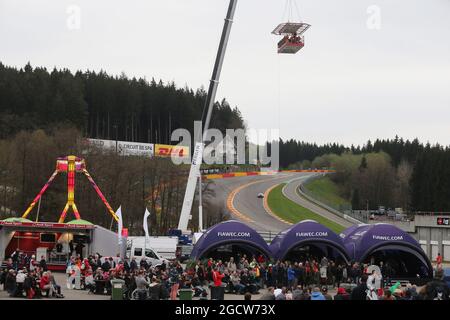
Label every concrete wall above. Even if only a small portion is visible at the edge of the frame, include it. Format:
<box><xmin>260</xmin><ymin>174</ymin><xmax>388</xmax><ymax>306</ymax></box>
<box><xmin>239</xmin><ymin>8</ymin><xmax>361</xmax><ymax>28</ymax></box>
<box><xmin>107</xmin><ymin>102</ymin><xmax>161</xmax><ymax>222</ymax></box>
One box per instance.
<box><xmin>385</xmin><ymin>215</ymin><xmax>450</xmax><ymax>262</ymax></box>
<box><xmin>379</xmin><ymin>220</ymin><xmax>416</xmax><ymax>233</ymax></box>
<box><xmin>416</xmin><ymin>225</ymin><xmax>450</xmax><ymax>262</ymax></box>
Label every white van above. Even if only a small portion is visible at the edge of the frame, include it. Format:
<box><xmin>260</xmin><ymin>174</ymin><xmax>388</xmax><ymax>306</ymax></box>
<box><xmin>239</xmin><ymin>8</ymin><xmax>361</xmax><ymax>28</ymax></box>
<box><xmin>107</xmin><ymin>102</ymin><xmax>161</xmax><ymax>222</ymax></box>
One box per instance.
<box><xmin>125</xmin><ymin>240</ymin><xmax>166</xmax><ymax>267</ymax></box>
<box><xmin>127</xmin><ymin>246</ymin><xmax>166</xmax><ymax>267</ymax></box>
<box><xmin>98</xmin><ymin>241</ymin><xmax>166</xmax><ymax>267</ymax></box>
<box><xmin>127</xmin><ymin>236</ymin><xmax>178</xmax><ymax>262</ymax></box>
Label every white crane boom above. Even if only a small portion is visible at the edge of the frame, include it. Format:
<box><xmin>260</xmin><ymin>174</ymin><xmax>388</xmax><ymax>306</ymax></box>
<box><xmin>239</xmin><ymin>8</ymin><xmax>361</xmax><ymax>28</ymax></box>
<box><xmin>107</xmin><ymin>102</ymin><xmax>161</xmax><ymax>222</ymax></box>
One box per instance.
<box><xmin>177</xmin><ymin>0</ymin><xmax>238</xmax><ymax>232</ymax></box>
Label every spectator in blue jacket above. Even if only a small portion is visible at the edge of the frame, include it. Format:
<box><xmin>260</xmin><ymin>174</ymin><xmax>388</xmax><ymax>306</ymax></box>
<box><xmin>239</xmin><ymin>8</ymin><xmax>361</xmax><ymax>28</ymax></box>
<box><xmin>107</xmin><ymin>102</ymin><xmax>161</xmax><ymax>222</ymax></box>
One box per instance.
<box><xmin>287</xmin><ymin>264</ymin><xmax>296</xmax><ymax>290</ymax></box>
<box><xmin>310</xmin><ymin>287</ymin><xmax>326</xmax><ymax>300</ymax></box>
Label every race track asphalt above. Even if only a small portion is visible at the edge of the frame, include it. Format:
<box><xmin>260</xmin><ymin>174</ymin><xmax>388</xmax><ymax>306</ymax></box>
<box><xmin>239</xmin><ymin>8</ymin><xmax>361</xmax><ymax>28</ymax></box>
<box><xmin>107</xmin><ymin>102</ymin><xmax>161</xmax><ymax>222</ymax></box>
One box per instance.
<box><xmin>208</xmin><ymin>172</ymin><xmax>355</xmax><ymax>233</ymax></box>
<box><xmin>209</xmin><ymin>172</ymin><xmax>305</xmax><ymax>232</ymax></box>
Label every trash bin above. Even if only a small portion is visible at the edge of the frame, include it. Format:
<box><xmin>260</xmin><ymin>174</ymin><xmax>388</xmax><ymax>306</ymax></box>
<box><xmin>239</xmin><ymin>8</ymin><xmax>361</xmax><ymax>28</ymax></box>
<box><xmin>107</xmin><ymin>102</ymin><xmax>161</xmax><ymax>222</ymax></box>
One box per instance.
<box><xmin>179</xmin><ymin>289</ymin><xmax>193</xmax><ymax>300</ymax></box>
<box><xmin>210</xmin><ymin>286</ymin><xmax>225</xmax><ymax>300</ymax></box>
<box><xmin>110</xmin><ymin>279</ymin><xmax>125</xmax><ymax>300</ymax></box>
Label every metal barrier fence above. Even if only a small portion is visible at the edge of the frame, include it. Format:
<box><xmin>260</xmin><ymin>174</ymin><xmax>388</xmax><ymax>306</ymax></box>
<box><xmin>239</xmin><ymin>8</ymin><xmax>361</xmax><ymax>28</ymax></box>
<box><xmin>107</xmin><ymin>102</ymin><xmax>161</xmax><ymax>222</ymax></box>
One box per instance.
<box><xmin>343</xmin><ymin>210</ymin><xmax>369</xmax><ymax>223</ymax></box>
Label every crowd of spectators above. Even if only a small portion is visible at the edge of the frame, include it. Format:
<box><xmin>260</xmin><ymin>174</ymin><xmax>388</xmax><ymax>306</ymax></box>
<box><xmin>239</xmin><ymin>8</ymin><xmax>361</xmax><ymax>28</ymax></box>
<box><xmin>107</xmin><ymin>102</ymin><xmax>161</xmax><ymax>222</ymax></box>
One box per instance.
<box><xmin>0</xmin><ymin>250</ymin><xmax>63</xmax><ymax>299</ymax></box>
<box><xmin>64</xmin><ymin>253</ymin><xmax>172</xmax><ymax>299</ymax></box>
<box><xmin>1</xmin><ymin>249</ymin><xmax>449</xmax><ymax>300</ymax></box>
<box><xmin>60</xmin><ymin>252</ymin><xmax>449</xmax><ymax>301</ymax></box>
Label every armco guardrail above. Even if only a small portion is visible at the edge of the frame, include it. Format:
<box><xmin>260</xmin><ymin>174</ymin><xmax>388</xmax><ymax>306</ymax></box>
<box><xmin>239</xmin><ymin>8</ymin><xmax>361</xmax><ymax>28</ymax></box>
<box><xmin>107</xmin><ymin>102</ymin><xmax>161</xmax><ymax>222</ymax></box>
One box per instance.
<box><xmin>298</xmin><ymin>175</ymin><xmax>367</xmax><ymax>224</ymax></box>
<box><xmin>203</xmin><ymin>169</ymin><xmax>336</xmax><ymax>180</ymax></box>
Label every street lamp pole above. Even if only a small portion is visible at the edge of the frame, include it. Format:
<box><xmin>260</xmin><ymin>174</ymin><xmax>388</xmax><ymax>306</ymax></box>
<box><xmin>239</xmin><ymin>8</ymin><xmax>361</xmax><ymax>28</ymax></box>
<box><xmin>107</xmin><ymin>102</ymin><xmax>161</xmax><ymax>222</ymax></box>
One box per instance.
<box><xmin>113</xmin><ymin>125</ymin><xmax>118</xmax><ymax>154</ymax></box>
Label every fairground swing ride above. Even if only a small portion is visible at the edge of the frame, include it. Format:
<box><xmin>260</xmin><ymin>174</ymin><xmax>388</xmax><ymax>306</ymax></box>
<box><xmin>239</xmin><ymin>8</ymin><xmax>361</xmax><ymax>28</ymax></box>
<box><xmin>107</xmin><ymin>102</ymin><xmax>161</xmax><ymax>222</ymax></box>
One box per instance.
<box><xmin>0</xmin><ymin>156</ymin><xmax>121</xmax><ymax>269</ymax></box>
<box><xmin>177</xmin><ymin>0</ymin><xmax>311</xmax><ymax>233</ymax></box>
<box><xmin>21</xmin><ymin>156</ymin><xmax>119</xmax><ymax>223</ymax></box>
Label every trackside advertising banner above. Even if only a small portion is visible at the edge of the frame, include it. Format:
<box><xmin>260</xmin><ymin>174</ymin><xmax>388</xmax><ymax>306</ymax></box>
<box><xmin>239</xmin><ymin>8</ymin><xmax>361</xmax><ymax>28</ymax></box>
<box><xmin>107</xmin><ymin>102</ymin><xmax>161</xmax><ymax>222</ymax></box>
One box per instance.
<box><xmin>155</xmin><ymin>144</ymin><xmax>190</xmax><ymax>158</ymax></box>
<box><xmin>87</xmin><ymin>139</ymin><xmax>154</xmax><ymax>157</ymax></box>
<box><xmin>87</xmin><ymin>139</ymin><xmax>188</xmax><ymax>159</ymax></box>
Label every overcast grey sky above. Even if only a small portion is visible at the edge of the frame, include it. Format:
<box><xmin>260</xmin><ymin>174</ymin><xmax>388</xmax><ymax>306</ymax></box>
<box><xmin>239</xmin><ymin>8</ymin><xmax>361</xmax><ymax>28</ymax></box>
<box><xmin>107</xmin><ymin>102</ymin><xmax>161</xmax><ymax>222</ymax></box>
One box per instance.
<box><xmin>1</xmin><ymin>0</ymin><xmax>449</xmax><ymax>146</ymax></box>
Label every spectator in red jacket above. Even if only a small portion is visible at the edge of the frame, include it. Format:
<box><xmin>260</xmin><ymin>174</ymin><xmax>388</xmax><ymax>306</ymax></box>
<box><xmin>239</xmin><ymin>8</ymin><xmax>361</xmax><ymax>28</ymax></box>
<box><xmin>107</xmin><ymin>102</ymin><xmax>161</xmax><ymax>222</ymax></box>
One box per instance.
<box><xmin>334</xmin><ymin>287</ymin><xmax>350</xmax><ymax>300</ymax></box>
<box><xmin>436</xmin><ymin>253</ymin><xmax>443</xmax><ymax>266</ymax></box>
<box><xmin>40</xmin><ymin>272</ymin><xmax>53</xmax><ymax>297</ymax></box>
<box><xmin>213</xmin><ymin>267</ymin><xmax>225</xmax><ymax>287</ymax></box>
<box><xmin>81</xmin><ymin>258</ymin><xmax>91</xmax><ymax>275</ymax></box>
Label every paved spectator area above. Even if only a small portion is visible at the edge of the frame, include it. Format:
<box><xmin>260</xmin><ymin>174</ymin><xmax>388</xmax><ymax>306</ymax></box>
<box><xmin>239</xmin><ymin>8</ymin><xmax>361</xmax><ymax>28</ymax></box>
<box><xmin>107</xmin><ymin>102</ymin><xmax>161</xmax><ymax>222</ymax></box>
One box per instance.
<box><xmin>0</xmin><ymin>272</ymin><xmax>110</xmax><ymax>300</ymax></box>
<box><xmin>0</xmin><ymin>271</ymin><xmax>263</xmax><ymax>300</ymax></box>
<box><xmin>0</xmin><ymin>272</ymin><xmax>338</xmax><ymax>300</ymax></box>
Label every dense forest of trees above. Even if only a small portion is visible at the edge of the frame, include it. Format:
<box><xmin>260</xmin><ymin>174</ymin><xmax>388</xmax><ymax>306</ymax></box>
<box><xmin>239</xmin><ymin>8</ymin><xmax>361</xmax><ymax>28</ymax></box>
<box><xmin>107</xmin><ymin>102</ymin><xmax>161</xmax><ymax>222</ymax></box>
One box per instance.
<box><xmin>0</xmin><ymin>61</ymin><xmax>243</xmax><ymax>233</ymax></box>
<box><xmin>279</xmin><ymin>139</ymin><xmax>347</xmax><ymax>169</ymax></box>
<box><xmin>308</xmin><ymin>152</ymin><xmax>409</xmax><ymax>211</ymax></box>
<box><xmin>410</xmin><ymin>145</ymin><xmax>450</xmax><ymax>212</ymax></box>
<box><xmin>291</xmin><ymin>137</ymin><xmax>450</xmax><ymax>213</ymax></box>
<box><xmin>0</xmin><ymin>128</ymin><xmax>226</xmax><ymax>234</ymax></box>
<box><xmin>278</xmin><ymin>136</ymin><xmax>425</xmax><ymax>170</ymax></box>
<box><xmin>0</xmin><ymin>62</ymin><xmax>448</xmax><ymax>220</ymax></box>
<box><xmin>0</xmin><ymin>62</ymin><xmax>245</xmax><ymax>143</ymax></box>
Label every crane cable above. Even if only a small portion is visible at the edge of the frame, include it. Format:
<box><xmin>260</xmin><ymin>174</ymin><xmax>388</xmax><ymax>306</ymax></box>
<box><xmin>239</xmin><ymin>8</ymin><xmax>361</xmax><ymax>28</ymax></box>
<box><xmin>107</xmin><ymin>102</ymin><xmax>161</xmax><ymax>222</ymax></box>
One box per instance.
<box><xmin>283</xmin><ymin>0</ymin><xmax>303</xmax><ymax>23</ymax></box>
<box><xmin>278</xmin><ymin>1</ymin><xmax>291</xmax><ymax>139</ymax></box>
<box><xmin>292</xmin><ymin>0</ymin><xmax>304</xmax><ymax>22</ymax></box>
<box><xmin>282</xmin><ymin>0</ymin><xmax>290</xmax><ymax>22</ymax></box>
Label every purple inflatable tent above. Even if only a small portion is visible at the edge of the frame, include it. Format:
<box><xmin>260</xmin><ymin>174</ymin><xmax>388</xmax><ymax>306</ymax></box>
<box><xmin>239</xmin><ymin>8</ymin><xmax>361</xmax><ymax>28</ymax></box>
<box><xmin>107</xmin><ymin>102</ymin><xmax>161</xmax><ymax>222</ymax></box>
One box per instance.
<box><xmin>342</xmin><ymin>223</ymin><xmax>432</xmax><ymax>276</ymax></box>
<box><xmin>270</xmin><ymin>220</ymin><xmax>350</xmax><ymax>262</ymax></box>
<box><xmin>190</xmin><ymin>220</ymin><xmax>271</xmax><ymax>260</ymax></box>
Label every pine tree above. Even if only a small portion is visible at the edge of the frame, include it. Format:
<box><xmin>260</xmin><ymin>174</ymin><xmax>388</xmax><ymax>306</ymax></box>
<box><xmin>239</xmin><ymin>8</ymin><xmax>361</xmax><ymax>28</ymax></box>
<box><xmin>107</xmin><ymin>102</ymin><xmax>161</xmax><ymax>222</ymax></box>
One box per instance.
<box><xmin>359</xmin><ymin>155</ymin><xmax>368</xmax><ymax>172</ymax></box>
<box><xmin>351</xmin><ymin>189</ymin><xmax>361</xmax><ymax>210</ymax></box>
